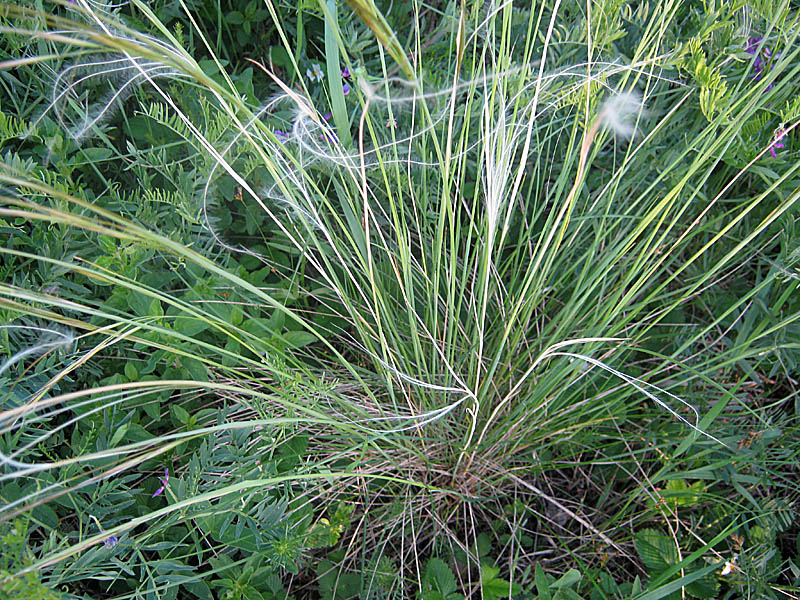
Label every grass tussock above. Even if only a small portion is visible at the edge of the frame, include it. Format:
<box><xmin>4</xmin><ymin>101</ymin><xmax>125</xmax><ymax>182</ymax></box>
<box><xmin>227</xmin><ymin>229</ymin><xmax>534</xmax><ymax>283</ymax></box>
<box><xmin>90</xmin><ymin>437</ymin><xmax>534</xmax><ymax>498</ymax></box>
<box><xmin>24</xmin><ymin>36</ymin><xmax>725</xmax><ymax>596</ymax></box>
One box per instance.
<box><xmin>0</xmin><ymin>0</ymin><xmax>799</xmax><ymax>598</ymax></box>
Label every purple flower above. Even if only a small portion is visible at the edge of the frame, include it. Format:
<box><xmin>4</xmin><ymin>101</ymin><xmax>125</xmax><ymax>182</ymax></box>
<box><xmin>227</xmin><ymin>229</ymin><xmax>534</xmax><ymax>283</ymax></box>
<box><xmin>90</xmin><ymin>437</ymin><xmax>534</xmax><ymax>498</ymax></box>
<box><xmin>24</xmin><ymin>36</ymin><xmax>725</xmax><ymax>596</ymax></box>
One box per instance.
<box><xmin>770</xmin><ymin>128</ymin><xmax>786</xmax><ymax>158</ymax></box>
<box><xmin>319</xmin><ymin>112</ymin><xmax>339</xmax><ymax>142</ymax></box>
<box><xmin>319</xmin><ymin>130</ymin><xmax>339</xmax><ymax>144</ymax></box>
<box><xmin>89</xmin><ymin>515</ymin><xmax>118</xmax><ymax>549</ymax></box>
<box><xmin>745</xmin><ymin>37</ymin><xmax>763</xmax><ymax>56</ymax></box>
<box><xmin>746</xmin><ymin>38</ymin><xmax>766</xmax><ymax>76</ymax></box>
<box><xmin>342</xmin><ymin>82</ymin><xmax>351</xmax><ymax>96</ymax></box>
<box><xmin>152</xmin><ymin>468</ymin><xmax>169</xmax><ymax>497</ymax></box>
<box><xmin>745</xmin><ymin>36</ymin><xmax>778</xmax><ymax>90</ymax></box>
<box><xmin>341</xmin><ymin>67</ymin><xmax>350</xmax><ymax>78</ymax></box>
<box><xmin>274</xmin><ymin>129</ymin><xmax>289</xmax><ymax>142</ymax></box>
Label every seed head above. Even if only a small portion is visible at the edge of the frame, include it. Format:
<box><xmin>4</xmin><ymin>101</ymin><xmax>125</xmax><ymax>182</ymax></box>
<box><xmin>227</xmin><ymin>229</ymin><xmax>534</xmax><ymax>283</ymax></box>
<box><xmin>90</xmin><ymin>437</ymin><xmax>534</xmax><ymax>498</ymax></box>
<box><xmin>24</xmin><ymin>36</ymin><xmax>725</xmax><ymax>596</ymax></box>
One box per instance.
<box><xmin>599</xmin><ymin>91</ymin><xmax>644</xmax><ymax>139</ymax></box>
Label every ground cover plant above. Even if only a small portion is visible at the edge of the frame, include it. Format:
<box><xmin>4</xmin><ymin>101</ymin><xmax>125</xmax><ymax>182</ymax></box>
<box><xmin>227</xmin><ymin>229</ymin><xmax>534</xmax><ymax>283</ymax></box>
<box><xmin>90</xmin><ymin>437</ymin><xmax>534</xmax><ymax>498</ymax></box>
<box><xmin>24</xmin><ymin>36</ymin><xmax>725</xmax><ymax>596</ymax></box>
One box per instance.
<box><xmin>1</xmin><ymin>0</ymin><xmax>799</xmax><ymax>598</ymax></box>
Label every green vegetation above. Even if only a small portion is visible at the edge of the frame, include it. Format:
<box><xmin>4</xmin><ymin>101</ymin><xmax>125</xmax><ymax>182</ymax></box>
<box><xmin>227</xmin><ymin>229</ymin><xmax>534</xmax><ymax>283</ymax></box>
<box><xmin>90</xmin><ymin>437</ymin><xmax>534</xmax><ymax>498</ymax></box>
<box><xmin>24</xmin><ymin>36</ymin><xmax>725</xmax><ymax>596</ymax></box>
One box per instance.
<box><xmin>0</xmin><ymin>0</ymin><xmax>798</xmax><ymax>598</ymax></box>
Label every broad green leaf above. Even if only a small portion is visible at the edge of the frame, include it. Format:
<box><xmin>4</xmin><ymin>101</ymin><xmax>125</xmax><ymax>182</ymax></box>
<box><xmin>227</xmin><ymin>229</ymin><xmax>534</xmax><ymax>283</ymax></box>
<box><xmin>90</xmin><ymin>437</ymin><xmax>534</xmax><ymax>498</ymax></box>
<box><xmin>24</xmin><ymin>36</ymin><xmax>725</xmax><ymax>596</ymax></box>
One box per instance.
<box><xmin>635</xmin><ymin>528</ymin><xmax>679</xmax><ymax>572</ymax></box>
<box><xmin>477</xmin><ymin>532</ymin><xmax>491</xmax><ymax>557</ymax></box>
<box><xmin>31</xmin><ymin>504</ymin><xmax>59</xmax><ymax>530</ymax></box>
<box><xmin>124</xmin><ymin>361</ymin><xmax>138</xmax><ymax>380</ymax></box>
<box><xmin>535</xmin><ymin>564</ymin><xmax>552</xmax><ymax>600</ymax></box>
<box><xmin>149</xmin><ymin>298</ymin><xmax>164</xmax><ymax>317</ymax></box>
<box><xmin>181</xmin><ymin>357</ymin><xmax>208</xmax><ymax>382</ymax></box>
<box><xmin>174</xmin><ymin>317</ymin><xmax>210</xmax><ymax>337</ymax></box>
<box><xmin>282</xmin><ymin>331</ymin><xmax>317</xmax><ymax>348</ymax></box>
<box><xmin>425</xmin><ymin>558</ymin><xmax>457</xmax><ymax>597</ymax></box>
<box><xmin>79</xmin><ymin>147</ymin><xmax>113</xmax><ymax>162</ymax></box>
<box><xmin>686</xmin><ymin>569</ymin><xmax>719</xmax><ymax>599</ymax></box>
<box><xmin>184</xmin><ymin>579</ymin><xmax>213</xmax><ymax>600</ymax></box>
<box><xmin>171</xmin><ymin>404</ymin><xmax>191</xmax><ymax>425</ymax></box>
<box><xmin>226</xmin><ymin>11</ymin><xmax>244</xmax><ymax>25</ymax></box>
<box><xmin>551</xmin><ymin>568</ymin><xmax>581</xmax><ymax>589</ymax></box>
<box><xmin>481</xmin><ymin>564</ymin><xmax>520</xmax><ymax>600</ymax></box>
<box><xmin>108</xmin><ymin>423</ymin><xmax>129</xmax><ymax>447</ymax></box>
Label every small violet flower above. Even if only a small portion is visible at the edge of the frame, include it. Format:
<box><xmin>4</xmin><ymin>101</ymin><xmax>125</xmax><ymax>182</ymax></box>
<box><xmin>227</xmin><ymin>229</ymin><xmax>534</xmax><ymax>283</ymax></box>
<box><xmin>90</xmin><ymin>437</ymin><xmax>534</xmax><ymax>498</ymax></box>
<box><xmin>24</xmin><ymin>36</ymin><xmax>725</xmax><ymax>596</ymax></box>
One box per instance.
<box><xmin>274</xmin><ymin>129</ymin><xmax>290</xmax><ymax>143</ymax></box>
<box><xmin>320</xmin><ymin>112</ymin><xmax>340</xmax><ymax>142</ymax></box>
<box><xmin>745</xmin><ymin>36</ymin><xmax>778</xmax><ymax>90</ymax></box>
<box><xmin>342</xmin><ymin>82</ymin><xmax>351</xmax><ymax>96</ymax></box>
<box><xmin>152</xmin><ymin>468</ymin><xmax>169</xmax><ymax>497</ymax></box>
<box><xmin>320</xmin><ymin>129</ymin><xmax>339</xmax><ymax>144</ymax></box>
<box><xmin>306</xmin><ymin>63</ymin><xmax>324</xmax><ymax>83</ymax></box>
<box><xmin>340</xmin><ymin>67</ymin><xmax>350</xmax><ymax>78</ymax></box>
<box><xmin>90</xmin><ymin>514</ymin><xmax>118</xmax><ymax>549</ymax></box>
<box><xmin>745</xmin><ymin>37</ymin><xmax>765</xmax><ymax>74</ymax></box>
<box><xmin>770</xmin><ymin>126</ymin><xmax>786</xmax><ymax>158</ymax></box>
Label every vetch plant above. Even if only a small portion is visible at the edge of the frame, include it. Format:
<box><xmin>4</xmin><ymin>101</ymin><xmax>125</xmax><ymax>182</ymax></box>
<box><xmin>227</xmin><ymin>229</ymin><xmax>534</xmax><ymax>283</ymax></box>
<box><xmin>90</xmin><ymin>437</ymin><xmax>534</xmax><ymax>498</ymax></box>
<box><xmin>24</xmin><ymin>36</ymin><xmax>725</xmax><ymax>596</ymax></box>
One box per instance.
<box><xmin>745</xmin><ymin>36</ymin><xmax>779</xmax><ymax>90</ymax></box>
<box><xmin>770</xmin><ymin>124</ymin><xmax>787</xmax><ymax>158</ymax></box>
<box><xmin>151</xmin><ymin>468</ymin><xmax>169</xmax><ymax>498</ymax></box>
<box><xmin>88</xmin><ymin>515</ymin><xmax>118</xmax><ymax>548</ymax></box>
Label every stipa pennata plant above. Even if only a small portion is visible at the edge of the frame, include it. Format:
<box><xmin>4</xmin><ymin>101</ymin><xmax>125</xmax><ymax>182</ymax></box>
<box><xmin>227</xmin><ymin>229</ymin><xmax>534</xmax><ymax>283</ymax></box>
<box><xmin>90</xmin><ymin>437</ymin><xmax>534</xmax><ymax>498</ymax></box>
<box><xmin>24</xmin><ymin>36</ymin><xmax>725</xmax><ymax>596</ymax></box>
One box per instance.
<box><xmin>1</xmin><ymin>0</ymin><xmax>800</xmax><ymax>597</ymax></box>
<box><xmin>0</xmin><ymin>324</ymin><xmax>74</xmax><ymax>382</ymax></box>
<box><xmin>32</xmin><ymin>54</ymin><xmax>184</xmax><ymax>144</ymax></box>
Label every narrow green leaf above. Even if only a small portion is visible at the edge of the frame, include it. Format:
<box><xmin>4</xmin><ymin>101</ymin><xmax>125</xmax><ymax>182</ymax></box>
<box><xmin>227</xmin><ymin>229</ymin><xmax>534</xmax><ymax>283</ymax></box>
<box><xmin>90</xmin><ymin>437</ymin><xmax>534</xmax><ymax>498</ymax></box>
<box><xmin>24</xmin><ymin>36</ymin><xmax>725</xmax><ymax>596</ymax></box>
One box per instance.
<box><xmin>322</xmin><ymin>0</ymin><xmax>351</xmax><ymax>147</ymax></box>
